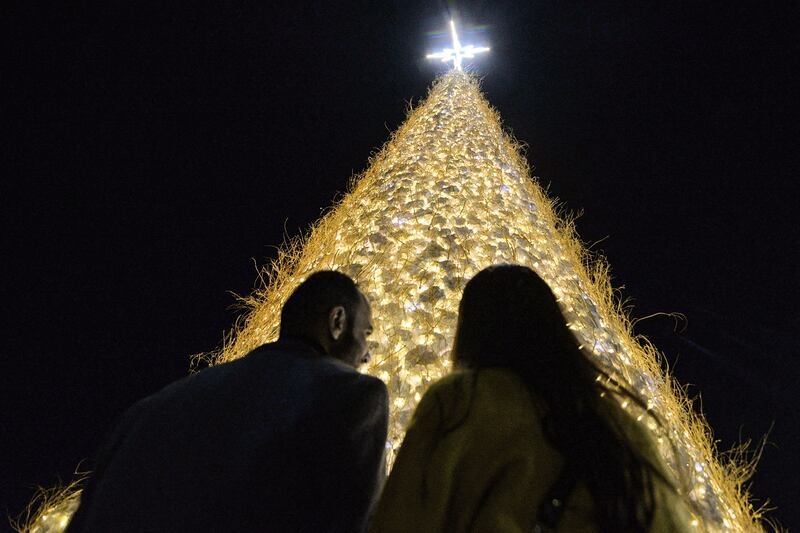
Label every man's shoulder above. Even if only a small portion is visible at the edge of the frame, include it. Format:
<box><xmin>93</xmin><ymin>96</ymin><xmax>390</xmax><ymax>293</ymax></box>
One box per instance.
<box><xmin>250</xmin><ymin>341</ymin><xmax>386</xmax><ymax>390</ymax></box>
<box><xmin>314</xmin><ymin>358</ymin><xmax>387</xmax><ymax>399</ymax></box>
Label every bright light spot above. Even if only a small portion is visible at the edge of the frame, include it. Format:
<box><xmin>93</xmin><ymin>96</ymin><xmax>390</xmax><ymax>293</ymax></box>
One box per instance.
<box><xmin>426</xmin><ymin>20</ymin><xmax>489</xmax><ymax>70</ymax></box>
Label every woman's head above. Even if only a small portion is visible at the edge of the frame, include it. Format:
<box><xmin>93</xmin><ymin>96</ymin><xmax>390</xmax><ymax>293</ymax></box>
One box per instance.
<box><xmin>452</xmin><ymin>264</ymin><xmax>660</xmax><ymax>531</ymax></box>
<box><xmin>453</xmin><ymin>264</ymin><xmax>579</xmax><ymax>377</ymax></box>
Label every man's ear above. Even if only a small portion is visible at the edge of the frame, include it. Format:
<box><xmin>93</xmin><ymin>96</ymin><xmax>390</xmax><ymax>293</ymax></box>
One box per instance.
<box><xmin>328</xmin><ymin>305</ymin><xmax>347</xmax><ymax>340</ymax></box>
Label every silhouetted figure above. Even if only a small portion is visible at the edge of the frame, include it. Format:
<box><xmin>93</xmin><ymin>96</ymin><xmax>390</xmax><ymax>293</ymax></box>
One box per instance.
<box><xmin>371</xmin><ymin>265</ymin><xmax>693</xmax><ymax>532</ymax></box>
<box><xmin>67</xmin><ymin>270</ymin><xmax>388</xmax><ymax>533</ymax></box>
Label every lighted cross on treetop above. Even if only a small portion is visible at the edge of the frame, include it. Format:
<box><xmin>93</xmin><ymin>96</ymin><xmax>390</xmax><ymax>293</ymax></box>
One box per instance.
<box><xmin>426</xmin><ymin>20</ymin><xmax>490</xmax><ymax>70</ymax></box>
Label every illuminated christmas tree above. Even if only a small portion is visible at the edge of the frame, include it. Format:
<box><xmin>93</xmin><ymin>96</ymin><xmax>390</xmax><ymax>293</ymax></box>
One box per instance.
<box><xmin>24</xmin><ymin>22</ymin><xmax>763</xmax><ymax>533</ymax></box>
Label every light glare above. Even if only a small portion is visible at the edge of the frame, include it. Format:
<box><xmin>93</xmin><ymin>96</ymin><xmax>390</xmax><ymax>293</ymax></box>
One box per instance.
<box><xmin>426</xmin><ymin>20</ymin><xmax>490</xmax><ymax>70</ymax></box>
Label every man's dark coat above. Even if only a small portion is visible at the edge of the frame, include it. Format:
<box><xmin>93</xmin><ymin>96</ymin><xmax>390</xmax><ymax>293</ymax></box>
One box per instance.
<box><xmin>66</xmin><ymin>339</ymin><xmax>389</xmax><ymax>532</ymax></box>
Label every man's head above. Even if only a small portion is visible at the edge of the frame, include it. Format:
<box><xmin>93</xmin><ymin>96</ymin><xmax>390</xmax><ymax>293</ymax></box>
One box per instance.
<box><xmin>279</xmin><ymin>271</ymin><xmax>373</xmax><ymax>368</ymax></box>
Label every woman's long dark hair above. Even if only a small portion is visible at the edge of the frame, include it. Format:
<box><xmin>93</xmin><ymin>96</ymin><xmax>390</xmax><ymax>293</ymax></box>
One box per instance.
<box><xmin>452</xmin><ymin>264</ymin><xmax>659</xmax><ymax>532</ymax></box>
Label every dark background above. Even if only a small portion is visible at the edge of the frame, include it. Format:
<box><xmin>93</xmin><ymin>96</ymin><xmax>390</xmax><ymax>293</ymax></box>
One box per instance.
<box><xmin>3</xmin><ymin>1</ymin><xmax>797</xmax><ymax>529</ymax></box>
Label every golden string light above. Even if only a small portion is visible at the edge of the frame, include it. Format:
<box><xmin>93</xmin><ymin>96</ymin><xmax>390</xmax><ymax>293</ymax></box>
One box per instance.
<box><xmin>210</xmin><ymin>71</ymin><xmax>763</xmax><ymax>532</ymax></box>
<box><xmin>22</xmin><ymin>71</ymin><xmax>763</xmax><ymax>532</ymax></box>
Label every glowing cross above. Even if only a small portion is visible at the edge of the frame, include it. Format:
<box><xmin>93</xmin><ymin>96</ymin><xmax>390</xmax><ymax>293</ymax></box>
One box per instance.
<box><xmin>427</xmin><ymin>20</ymin><xmax>490</xmax><ymax>70</ymax></box>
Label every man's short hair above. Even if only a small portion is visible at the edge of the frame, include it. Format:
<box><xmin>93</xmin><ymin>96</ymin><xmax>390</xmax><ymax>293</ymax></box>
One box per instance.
<box><xmin>280</xmin><ymin>270</ymin><xmax>363</xmax><ymax>337</ymax></box>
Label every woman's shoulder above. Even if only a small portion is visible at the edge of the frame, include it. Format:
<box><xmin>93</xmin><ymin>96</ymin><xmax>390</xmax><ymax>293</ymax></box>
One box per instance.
<box><xmin>424</xmin><ymin>369</ymin><xmax>473</xmax><ymax>393</ymax></box>
<box><xmin>415</xmin><ymin>370</ymin><xmax>476</xmax><ymax>417</ymax></box>
<box><xmin>420</xmin><ymin>368</ymin><xmax>522</xmax><ymax>405</ymax></box>
<box><xmin>416</xmin><ymin>367</ymin><xmax>539</xmax><ymax>430</ymax></box>
<box><xmin>425</xmin><ymin>367</ymin><xmax>525</xmax><ymax>393</ymax></box>
<box><xmin>421</xmin><ymin>367</ymin><xmax>534</xmax><ymax>406</ymax></box>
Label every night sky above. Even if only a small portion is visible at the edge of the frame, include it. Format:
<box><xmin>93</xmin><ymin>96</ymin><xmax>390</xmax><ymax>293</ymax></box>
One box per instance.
<box><xmin>3</xmin><ymin>1</ymin><xmax>797</xmax><ymax>529</ymax></box>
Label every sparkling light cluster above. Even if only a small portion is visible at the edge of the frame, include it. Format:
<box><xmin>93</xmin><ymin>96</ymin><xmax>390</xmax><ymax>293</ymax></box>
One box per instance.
<box><xmin>213</xmin><ymin>71</ymin><xmax>761</xmax><ymax>532</ymax></box>
<box><xmin>14</xmin><ymin>479</ymin><xmax>82</xmax><ymax>533</ymax></box>
<box><xmin>21</xmin><ymin>71</ymin><xmax>763</xmax><ymax>532</ymax></box>
<box><xmin>25</xmin><ymin>501</ymin><xmax>77</xmax><ymax>533</ymax></box>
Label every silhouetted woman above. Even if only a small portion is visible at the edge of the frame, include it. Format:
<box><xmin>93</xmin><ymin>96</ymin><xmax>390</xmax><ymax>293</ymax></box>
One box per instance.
<box><xmin>371</xmin><ymin>264</ymin><xmax>692</xmax><ymax>532</ymax></box>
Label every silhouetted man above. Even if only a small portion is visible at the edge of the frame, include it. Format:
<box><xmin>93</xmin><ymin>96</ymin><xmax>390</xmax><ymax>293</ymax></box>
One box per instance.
<box><xmin>67</xmin><ymin>270</ymin><xmax>388</xmax><ymax>532</ymax></box>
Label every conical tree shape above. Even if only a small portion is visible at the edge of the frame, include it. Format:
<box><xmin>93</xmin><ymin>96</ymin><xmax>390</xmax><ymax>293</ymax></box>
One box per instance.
<box><xmin>23</xmin><ymin>71</ymin><xmax>761</xmax><ymax>532</ymax></box>
<box><xmin>215</xmin><ymin>71</ymin><xmax>760</xmax><ymax>532</ymax></box>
